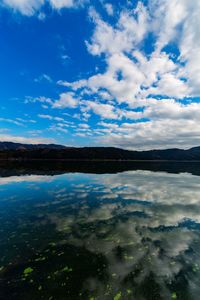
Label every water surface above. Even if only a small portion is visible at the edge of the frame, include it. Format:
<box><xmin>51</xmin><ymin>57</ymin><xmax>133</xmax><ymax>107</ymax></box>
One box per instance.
<box><xmin>1</xmin><ymin>162</ymin><xmax>200</xmax><ymax>300</ymax></box>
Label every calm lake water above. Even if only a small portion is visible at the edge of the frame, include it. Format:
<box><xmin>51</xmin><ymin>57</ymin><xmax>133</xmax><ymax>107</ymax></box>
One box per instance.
<box><xmin>1</xmin><ymin>162</ymin><xmax>200</xmax><ymax>300</ymax></box>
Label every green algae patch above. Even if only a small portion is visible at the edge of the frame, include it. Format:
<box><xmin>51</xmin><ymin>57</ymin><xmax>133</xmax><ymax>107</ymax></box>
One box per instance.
<box><xmin>49</xmin><ymin>242</ymin><xmax>56</xmax><ymax>247</ymax></box>
<box><xmin>23</xmin><ymin>267</ymin><xmax>33</xmax><ymax>276</ymax></box>
<box><xmin>62</xmin><ymin>266</ymin><xmax>73</xmax><ymax>272</ymax></box>
<box><xmin>172</xmin><ymin>292</ymin><xmax>177</xmax><ymax>299</ymax></box>
<box><xmin>127</xmin><ymin>289</ymin><xmax>132</xmax><ymax>295</ymax></box>
<box><xmin>35</xmin><ymin>256</ymin><xmax>46</xmax><ymax>262</ymax></box>
<box><xmin>114</xmin><ymin>292</ymin><xmax>122</xmax><ymax>300</ymax></box>
<box><xmin>124</xmin><ymin>255</ymin><xmax>134</xmax><ymax>260</ymax></box>
<box><xmin>192</xmin><ymin>263</ymin><xmax>199</xmax><ymax>272</ymax></box>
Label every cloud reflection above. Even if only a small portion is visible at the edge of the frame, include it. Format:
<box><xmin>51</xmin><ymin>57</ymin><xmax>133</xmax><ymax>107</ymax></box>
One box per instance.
<box><xmin>1</xmin><ymin>169</ymin><xmax>200</xmax><ymax>299</ymax></box>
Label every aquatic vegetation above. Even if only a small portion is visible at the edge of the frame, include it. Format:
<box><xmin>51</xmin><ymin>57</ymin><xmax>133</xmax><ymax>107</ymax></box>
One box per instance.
<box><xmin>61</xmin><ymin>266</ymin><xmax>73</xmax><ymax>272</ymax></box>
<box><xmin>1</xmin><ymin>167</ymin><xmax>200</xmax><ymax>299</ymax></box>
<box><xmin>172</xmin><ymin>292</ymin><xmax>177</xmax><ymax>299</ymax></box>
<box><xmin>23</xmin><ymin>267</ymin><xmax>33</xmax><ymax>276</ymax></box>
<box><xmin>114</xmin><ymin>292</ymin><xmax>122</xmax><ymax>300</ymax></box>
<box><xmin>35</xmin><ymin>256</ymin><xmax>46</xmax><ymax>262</ymax></box>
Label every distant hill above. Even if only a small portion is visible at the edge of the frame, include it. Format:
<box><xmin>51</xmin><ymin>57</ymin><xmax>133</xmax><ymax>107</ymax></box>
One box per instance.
<box><xmin>0</xmin><ymin>142</ymin><xmax>67</xmax><ymax>151</ymax></box>
<box><xmin>0</xmin><ymin>141</ymin><xmax>200</xmax><ymax>161</ymax></box>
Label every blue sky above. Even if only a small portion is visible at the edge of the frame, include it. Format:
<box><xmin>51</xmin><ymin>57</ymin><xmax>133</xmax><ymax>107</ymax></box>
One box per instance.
<box><xmin>0</xmin><ymin>0</ymin><xmax>200</xmax><ymax>150</ymax></box>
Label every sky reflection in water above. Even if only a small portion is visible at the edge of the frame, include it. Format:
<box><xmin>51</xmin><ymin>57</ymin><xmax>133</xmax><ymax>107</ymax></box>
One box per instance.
<box><xmin>0</xmin><ymin>168</ymin><xmax>200</xmax><ymax>299</ymax></box>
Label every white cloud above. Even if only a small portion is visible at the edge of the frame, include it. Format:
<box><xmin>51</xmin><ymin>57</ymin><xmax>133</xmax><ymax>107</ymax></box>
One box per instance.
<box><xmin>0</xmin><ymin>134</ymin><xmax>55</xmax><ymax>144</ymax></box>
<box><xmin>83</xmin><ymin>101</ymin><xmax>119</xmax><ymax>120</ymax></box>
<box><xmin>2</xmin><ymin>0</ymin><xmax>44</xmax><ymax>16</ymax></box>
<box><xmin>38</xmin><ymin>114</ymin><xmax>64</xmax><ymax>121</ymax></box>
<box><xmin>52</xmin><ymin>92</ymin><xmax>78</xmax><ymax>109</ymax></box>
<box><xmin>49</xmin><ymin>0</ymin><xmax>85</xmax><ymax>10</ymax></box>
<box><xmin>79</xmin><ymin>123</ymin><xmax>89</xmax><ymax>129</ymax></box>
<box><xmin>87</xmin><ymin>2</ymin><xmax>148</xmax><ymax>55</ymax></box>
<box><xmin>65</xmin><ymin>7</ymin><xmax>189</xmax><ymax>104</ymax></box>
<box><xmin>34</xmin><ymin>73</ymin><xmax>53</xmax><ymax>83</ymax></box>
<box><xmin>149</xmin><ymin>0</ymin><xmax>200</xmax><ymax>96</ymax></box>
<box><xmin>24</xmin><ymin>96</ymin><xmax>53</xmax><ymax>105</ymax></box>
<box><xmin>104</xmin><ymin>3</ymin><xmax>113</xmax><ymax>16</ymax></box>
<box><xmin>51</xmin><ymin>0</ymin><xmax>199</xmax><ymax>149</ymax></box>
<box><xmin>2</xmin><ymin>0</ymin><xmax>87</xmax><ymax>16</ymax></box>
<box><xmin>0</xmin><ymin>117</ymin><xmax>24</xmax><ymax>126</ymax></box>
<box><xmin>98</xmin><ymin>118</ymin><xmax>200</xmax><ymax>150</ymax></box>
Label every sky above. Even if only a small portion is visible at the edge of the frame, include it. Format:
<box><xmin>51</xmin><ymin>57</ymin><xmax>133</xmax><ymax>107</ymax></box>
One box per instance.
<box><xmin>0</xmin><ymin>0</ymin><xmax>200</xmax><ymax>150</ymax></box>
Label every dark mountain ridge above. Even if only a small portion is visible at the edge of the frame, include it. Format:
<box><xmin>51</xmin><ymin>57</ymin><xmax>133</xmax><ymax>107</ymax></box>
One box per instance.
<box><xmin>0</xmin><ymin>141</ymin><xmax>67</xmax><ymax>151</ymax></box>
<box><xmin>0</xmin><ymin>142</ymin><xmax>200</xmax><ymax>161</ymax></box>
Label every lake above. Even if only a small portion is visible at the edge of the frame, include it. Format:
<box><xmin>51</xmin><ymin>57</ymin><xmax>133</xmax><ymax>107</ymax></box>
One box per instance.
<box><xmin>1</xmin><ymin>161</ymin><xmax>200</xmax><ymax>300</ymax></box>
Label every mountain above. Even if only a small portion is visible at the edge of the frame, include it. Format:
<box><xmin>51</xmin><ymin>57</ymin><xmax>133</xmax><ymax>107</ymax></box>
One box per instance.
<box><xmin>0</xmin><ymin>142</ymin><xmax>200</xmax><ymax>160</ymax></box>
<box><xmin>0</xmin><ymin>142</ymin><xmax>67</xmax><ymax>151</ymax></box>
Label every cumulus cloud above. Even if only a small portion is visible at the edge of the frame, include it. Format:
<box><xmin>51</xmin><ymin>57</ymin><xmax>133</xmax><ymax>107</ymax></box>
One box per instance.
<box><xmin>54</xmin><ymin>0</ymin><xmax>200</xmax><ymax>149</ymax></box>
<box><xmin>104</xmin><ymin>3</ymin><xmax>113</xmax><ymax>16</ymax></box>
<box><xmin>82</xmin><ymin>101</ymin><xmax>120</xmax><ymax>120</ymax></box>
<box><xmin>2</xmin><ymin>0</ymin><xmax>44</xmax><ymax>16</ymax></box>
<box><xmin>49</xmin><ymin>0</ymin><xmax>86</xmax><ymax>10</ymax></box>
<box><xmin>2</xmin><ymin>0</ymin><xmax>87</xmax><ymax>15</ymax></box>
<box><xmin>15</xmin><ymin>0</ymin><xmax>200</xmax><ymax>149</ymax></box>
<box><xmin>52</xmin><ymin>92</ymin><xmax>79</xmax><ymax>109</ymax></box>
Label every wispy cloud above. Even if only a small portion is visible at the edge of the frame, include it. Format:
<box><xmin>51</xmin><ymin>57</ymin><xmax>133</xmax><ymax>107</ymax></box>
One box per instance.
<box><xmin>2</xmin><ymin>0</ymin><xmax>88</xmax><ymax>16</ymax></box>
<box><xmin>0</xmin><ymin>134</ymin><xmax>55</xmax><ymax>144</ymax></box>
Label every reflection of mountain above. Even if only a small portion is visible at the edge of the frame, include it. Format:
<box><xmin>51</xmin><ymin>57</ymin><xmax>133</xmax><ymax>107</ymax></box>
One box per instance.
<box><xmin>2</xmin><ymin>142</ymin><xmax>200</xmax><ymax>161</ymax></box>
<box><xmin>1</xmin><ymin>160</ymin><xmax>200</xmax><ymax>177</ymax></box>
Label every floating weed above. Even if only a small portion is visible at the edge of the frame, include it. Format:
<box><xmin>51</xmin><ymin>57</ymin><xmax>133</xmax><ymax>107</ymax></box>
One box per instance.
<box><xmin>23</xmin><ymin>267</ymin><xmax>33</xmax><ymax>276</ymax></box>
<box><xmin>192</xmin><ymin>263</ymin><xmax>199</xmax><ymax>272</ymax></box>
<box><xmin>127</xmin><ymin>289</ymin><xmax>132</xmax><ymax>295</ymax></box>
<box><xmin>126</xmin><ymin>241</ymin><xmax>135</xmax><ymax>246</ymax></box>
<box><xmin>124</xmin><ymin>255</ymin><xmax>134</xmax><ymax>260</ymax></box>
<box><xmin>172</xmin><ymin>292</ymin><xmax>177</xmax><ymax>299</ymax></box>
<box><xmin>61</xmin><ymin>283</ymin><xmax>66</xmax><ymax>286</ymax></box>
<box><xmin>54</xmin><ymin>270</ymin><xmax>59</xmax><ymax>276</ymax></box>
<box><xmin>38</xmin><ymin>285</ymin><xmax>42</xmax><ymax>291</ymax></box>
<box><xmin>49</xmin><ymin>242</ymin><xmax>56</xmax><ymax>247</ymax></box>
<box><xmin>114</xmin><ymin>292</ymin><xmax>122</xmax><ymax>300</ymax></box>
<box><xmin>35</xmin><ymin>257</ymin><xmax>46</xmax><ymax>262</ymax></box>
<box><xmin>0</xmin><ymin>266</ymin><xmax>4</xmax><ymax>272</ymax></box>
<box><xmin>62</xmin><ymin>266</ymin><xmax>73</xmax><ymax>272</ymax></box>
<box><xmin>89</xmin><ymin>297</ymin><xmax>95</xmax><ymax>300</ymax></box>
